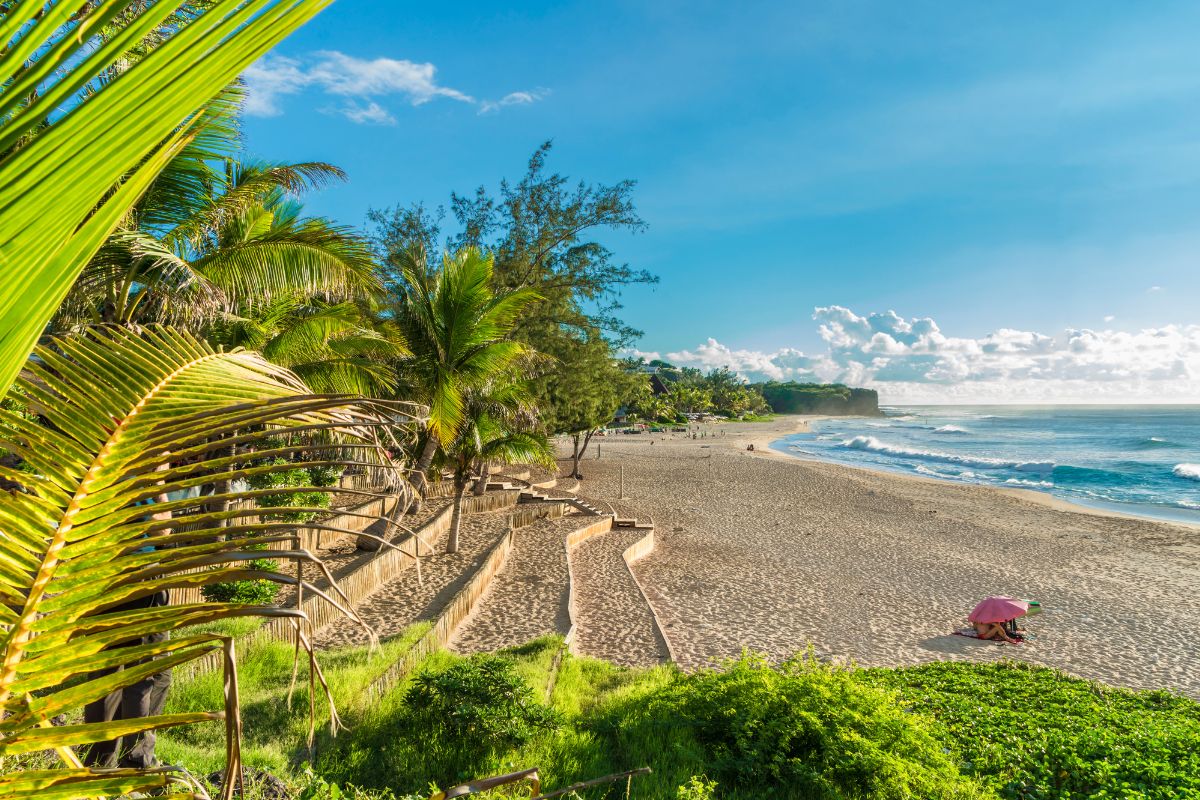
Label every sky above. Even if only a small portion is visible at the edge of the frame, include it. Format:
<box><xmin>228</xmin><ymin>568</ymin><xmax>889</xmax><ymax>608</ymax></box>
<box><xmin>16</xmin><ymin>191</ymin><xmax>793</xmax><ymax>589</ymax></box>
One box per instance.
<box><xmin>240</xmin><ymin>0</ymin><xmax>1200</xmax><ymax>403</ymax></box>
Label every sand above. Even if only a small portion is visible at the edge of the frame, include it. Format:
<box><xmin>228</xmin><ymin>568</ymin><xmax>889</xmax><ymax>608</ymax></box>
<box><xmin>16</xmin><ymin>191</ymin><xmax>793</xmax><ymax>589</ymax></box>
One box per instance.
<box><xmin>448</xmin><ymin>516</ymin><xmax>580</xmax><ymax>654</ymax></box>
<box><xmin>569</xmin><ymin>417</ymin><xmax>1200</xmax><ymax>697</ymax></box>
<box><xmin>570</xmin><ymin>528</ymin><xmax>670</xmax><ymax>667</ymax></box>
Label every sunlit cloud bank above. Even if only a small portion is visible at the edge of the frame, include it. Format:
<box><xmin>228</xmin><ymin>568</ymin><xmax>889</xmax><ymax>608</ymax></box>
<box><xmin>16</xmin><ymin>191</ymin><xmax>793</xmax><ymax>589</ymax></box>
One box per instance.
<box><xmin>628</xmin><ymin>306</ymin><xmax>1200</xmax><ymax>404</ymax></box>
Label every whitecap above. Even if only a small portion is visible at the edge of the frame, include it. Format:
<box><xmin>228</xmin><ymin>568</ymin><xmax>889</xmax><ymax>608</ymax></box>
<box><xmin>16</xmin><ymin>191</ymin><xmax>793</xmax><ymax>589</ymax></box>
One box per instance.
<box><xmin>1004</xmin><ymin>478</ymin><xmax>1053</xmax><ymax>489</ymax></box>
<box><xmin>932</xmin><ymin>425</ymin><xmax>969</xmax><ymax>434</ymax></box>
<box><xmin>838</xmin><ymin>435</ymin><xmax>1053</xmax><ymax>473</ymax></box>
<box><xmin>1173</xmin><ymin>463</ymin><xmax>1200</xmax><ymax>481</ymax></box>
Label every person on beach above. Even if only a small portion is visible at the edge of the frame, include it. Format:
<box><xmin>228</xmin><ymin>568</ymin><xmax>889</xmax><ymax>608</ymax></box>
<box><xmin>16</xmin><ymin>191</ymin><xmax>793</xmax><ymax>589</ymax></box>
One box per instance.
<box><xmin>973</xmin><ymin>620</ymin><xmax>1019</xmax><ymax>643</ymax></box>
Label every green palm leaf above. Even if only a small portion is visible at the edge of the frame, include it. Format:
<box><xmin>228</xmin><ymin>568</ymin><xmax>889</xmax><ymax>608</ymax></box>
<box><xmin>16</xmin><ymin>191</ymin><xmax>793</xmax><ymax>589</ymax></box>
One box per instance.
<box><xmin>0</xmin><ymin>326</ymin><xmax>418</xmax><ymax>799</ymax></box>
<box><xmin>0</xmin><ymin>0</ymin><xmax>333</xmax><ymax>397</ymax></box>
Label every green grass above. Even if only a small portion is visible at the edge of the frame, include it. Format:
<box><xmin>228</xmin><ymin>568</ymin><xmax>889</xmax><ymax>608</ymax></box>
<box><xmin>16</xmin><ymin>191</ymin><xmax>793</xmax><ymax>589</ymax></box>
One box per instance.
<box><xmin>160</xmin><ymin>638</ymin><xmax>1200</xmax><ymax>800</ymax></box>
<box><xmin>158</xmin><ymin>621</ymin><xmax>431</xmax><ymax>777</ymax></box>
<box><xmin>862</xmin><ymin>661</ymin><xmax>1200</xmax><ymax>799</ymax></box>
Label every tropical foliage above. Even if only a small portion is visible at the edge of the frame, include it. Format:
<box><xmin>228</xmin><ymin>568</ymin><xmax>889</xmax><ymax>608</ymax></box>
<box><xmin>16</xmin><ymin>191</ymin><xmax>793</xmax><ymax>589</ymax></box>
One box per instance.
<box><xmin>627</xmin><ymin>362</ymin><xmax>772</xmax><ymax>422</ymax></box>
<box><xmin>436</xmin><ymin>379</ymin><xmax>554</xmax><ymax>553</ymax></box>
<box><xmin>0</xmin><ymin>327</ymin><xmax>412</xmax><ymax>798</ymax></box>
<box><xmin>388</xmin><ymin>247</ymin><xmax>541</xmax><ymax>497</ymax></box>
<box><xmin>55</xmin><ymin>157</ymin><xmax>380</xmax><ymax>332</ymax></box>
<box><xmin>370</xmin><ymin>143</ymin><xmax>657</xmax><ymax>460</ymax></box>
<box><xmin>0</xmin><ymin>0</ymin><xmax>332</xmax><ymax>398</ymax></box>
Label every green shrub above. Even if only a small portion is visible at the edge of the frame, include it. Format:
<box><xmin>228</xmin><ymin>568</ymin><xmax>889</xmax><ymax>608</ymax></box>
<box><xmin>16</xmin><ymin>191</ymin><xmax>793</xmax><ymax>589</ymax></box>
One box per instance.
<box><xmin>677</xmin><ymin>775</ymin><xmax>718</xmax><ymax>800</ymax></box>
<box><xmin>247</xmin><ymin>457</ymin><xmax>332</xmax><ymax>523</ymax></box>
<box><xmin>402</xmin><ymin>654</ymin><xmax>560</xmax><ymax>775</ymax></box>
<box><xmin>863</xmin><ymin>662</ymin><xmax>1200</xmax><ymax>799</ymax></box>
<box><xmin>307</xmin><ymin>465</ymin><xmax>345</xmax><ymax>488</ymax></box>
<box><xmin>200</xmin><ymin>554</ymin><xmax>280</xmax><ymax>605</ymax></box>
<box><xmin>319</xmin><ymin>653</ymin><xmax>560</xmax><ymax>792</ymax></box>
<box><xmin>628</xmin><ymin>653</ymin><xmax>986</xmax><ymax>799</ymax></box>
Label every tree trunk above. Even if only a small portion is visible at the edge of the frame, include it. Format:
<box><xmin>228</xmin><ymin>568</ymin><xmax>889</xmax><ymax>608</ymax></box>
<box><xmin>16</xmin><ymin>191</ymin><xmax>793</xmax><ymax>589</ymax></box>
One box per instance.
<box><xmin>571</xmin><ymin>430</ymin><xmax>596</xmax><ymax>479</ymax></box>
<box><xmin>447</xmin><ymin>477</ymin><xmax>467</xmax><ymax>554</ymax></box>
<box><xmin>473</xmin><ymin>461</ymin><xmax>490</xmax><ymax>496</ymax></box>
<box><xmin>409</xmin><ymin>435</ymin><xmax>439</xmax><ymax>512</ymax></box>
<box><xmin>571</xmin><ymin>433</ymin><xmax>583</xmax><ymax>479</ymax></box>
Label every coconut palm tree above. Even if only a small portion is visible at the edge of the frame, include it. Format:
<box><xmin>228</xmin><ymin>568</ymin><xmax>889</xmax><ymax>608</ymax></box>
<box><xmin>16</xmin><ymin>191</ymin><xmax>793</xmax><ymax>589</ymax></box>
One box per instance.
<box><xmin>1</xmin><ymin>4</ymin><xmax>364</xmax><ymax>795</ymax></box>
<box><xmin>438</xmin><ymin>381</ymin><xmax>555</xmax><ymax>554</ymax></box>
<box><xmin>391</xmin><ymin>247</ymin><xmax>541</xmax><ymax>501</ymax></box>
<box><xmin>0</xmin><ymin>0</ymin><xmax>329</xmax><ymax>400</ymax></box>
<box><xmin>54</xmin><ymin>159</ymin><xmax>381</xmax><ymax>333</ymax></box>
<box><xmin>210</xmin><ymin>296</ymin><xmax>409</xmax><ymax>397</ymax></box>
<box><xmin>0</xmin><ymin>326</ymin><xmax>417</xmax><ymax>798</ymax></box>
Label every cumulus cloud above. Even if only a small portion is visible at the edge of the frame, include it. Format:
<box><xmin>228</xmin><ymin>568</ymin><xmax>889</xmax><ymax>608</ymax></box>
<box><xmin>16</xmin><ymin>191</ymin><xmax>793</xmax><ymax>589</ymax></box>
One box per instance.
<box><xmin>242</xmin><ymin>51</ymin><xmax>543</xmax><ymax>122</ymax></box>
<box><xmin>639</xmin><ymin>306</ymin><xmax>1200</xmax><ymax>403</ymax></box>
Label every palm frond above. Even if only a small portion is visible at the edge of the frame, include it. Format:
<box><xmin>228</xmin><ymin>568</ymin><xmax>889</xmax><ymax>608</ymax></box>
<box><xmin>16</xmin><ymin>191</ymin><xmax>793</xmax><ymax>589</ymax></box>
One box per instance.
<box><xmin>0</xmin><ymin>326</ymin><xmax>421</xmax><ymax>798</ymax></box>
<box><xmin>0</xmin><ymin>0</ymin><xmax>332</xmax><ymax>398</ymax></box>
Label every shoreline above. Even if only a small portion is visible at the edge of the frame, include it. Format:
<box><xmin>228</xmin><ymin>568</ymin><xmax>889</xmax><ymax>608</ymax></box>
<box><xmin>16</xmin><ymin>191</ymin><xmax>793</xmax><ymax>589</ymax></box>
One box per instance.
<box><xmin>759</xmin><ymin>423</ymin><xmax>1200</xmax><ymax>531</ymax></box>
<box><xmin>566</xmin><ymin>415</ymin><xmax>1200</xmax><ymax>697</ymax></box>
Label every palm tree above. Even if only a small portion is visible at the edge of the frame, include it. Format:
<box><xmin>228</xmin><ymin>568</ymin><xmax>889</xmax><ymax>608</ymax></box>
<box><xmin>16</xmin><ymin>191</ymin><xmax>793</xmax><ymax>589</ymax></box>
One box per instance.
<box><xmin>54</xmin><ymin>159</ymin><xmax>381</xmax><ymax>332</ymax></box>
<box><xmin>210</xmin><ymin>296</ymin><xmax>409</xmax><ymax>396</ymax></box>
<box><xmin>438</xmin><ymin>381</ymin><xmax>555</xmax><ymax>553</ymax></box>
<box><xmin>0</xmin><ymin>0</ymin><xmax>329</xmax><ymax>400</ymax></box>
<box><xmin>391</xmin><ymin>247</ymin><xmax>541</xmax><ymax>501</ymax></box>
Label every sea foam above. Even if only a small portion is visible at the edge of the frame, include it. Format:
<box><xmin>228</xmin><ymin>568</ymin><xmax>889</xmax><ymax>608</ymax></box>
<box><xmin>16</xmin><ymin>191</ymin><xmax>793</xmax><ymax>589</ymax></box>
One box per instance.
<box><xmin>933</xmin><ymin>425</ymin><xmax>969</xmax><ymax>434</ymax></box>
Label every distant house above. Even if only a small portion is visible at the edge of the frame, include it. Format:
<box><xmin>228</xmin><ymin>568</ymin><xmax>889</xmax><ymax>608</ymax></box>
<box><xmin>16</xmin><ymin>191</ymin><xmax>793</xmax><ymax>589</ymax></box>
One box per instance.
<box><xmin>611</xmin><ymin>406</ymin><xmax>630</xmax><ymax>425</ymax></box>
<box><xmin>634</xmin><ymin>363</ymin><xmax>672</xmax><ymax>396</ymax></box>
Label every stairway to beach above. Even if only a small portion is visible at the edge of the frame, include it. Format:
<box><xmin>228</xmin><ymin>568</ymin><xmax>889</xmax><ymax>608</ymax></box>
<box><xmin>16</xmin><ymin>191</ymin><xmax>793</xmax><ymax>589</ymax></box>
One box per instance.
<box><xmin>448</xmin><ymin>516</ymin><xmax>589</xmax><ymax>653</ymax></box>
<box><xmin>569</xmin><ymin>528</ymin><xmax>669</xmax><ymax>667</ymax></box>
<box><xmin>314</xmin><ymin>511</ymin><xmax>512</xmax><ymax>647</ymax></box>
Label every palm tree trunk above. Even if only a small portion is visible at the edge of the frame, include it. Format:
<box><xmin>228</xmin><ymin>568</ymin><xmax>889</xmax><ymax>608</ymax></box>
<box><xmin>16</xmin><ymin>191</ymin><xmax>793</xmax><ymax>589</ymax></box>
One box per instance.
<box><xmin>473</xmin><ymin>461</ymin><xmax>490</xmax><ymax>496</ymax></box>
<box><xmin>447</xmin><ymin>476</ymin><xmax>467</xmax><ymax>554</ymax></box>
<box><xmin>409</xmin><ymin>434</ymin><xmax>439</xmax><ymax>512</ymax></box>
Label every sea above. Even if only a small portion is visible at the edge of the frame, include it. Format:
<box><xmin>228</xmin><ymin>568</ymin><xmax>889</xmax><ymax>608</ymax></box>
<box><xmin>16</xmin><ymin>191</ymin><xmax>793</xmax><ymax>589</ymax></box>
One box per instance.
<box><xmin>770</xmin><ymin>405</ymin><xmax>1200</xmax><ymax>525</ymax></box>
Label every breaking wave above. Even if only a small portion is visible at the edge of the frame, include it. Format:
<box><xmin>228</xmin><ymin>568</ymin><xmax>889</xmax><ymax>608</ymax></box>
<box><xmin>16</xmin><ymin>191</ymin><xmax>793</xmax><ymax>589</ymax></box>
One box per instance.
<box><xmin>839</xmin><ymin>435</ymin><xmax>1053</xmax><ymax>473</ymax></box>
<box><xmin>1173</xmin><ymin>463</ymin><xmax>1200</xmax><ymax>481</ymax></box>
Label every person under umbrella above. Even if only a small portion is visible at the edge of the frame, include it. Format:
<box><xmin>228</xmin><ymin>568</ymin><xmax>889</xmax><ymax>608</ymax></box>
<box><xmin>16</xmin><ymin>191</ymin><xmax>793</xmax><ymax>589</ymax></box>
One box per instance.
<box><xmin>969</xmin><ymin>595</ymin><xmax>1030</xmax><ymax>643</ymax></box>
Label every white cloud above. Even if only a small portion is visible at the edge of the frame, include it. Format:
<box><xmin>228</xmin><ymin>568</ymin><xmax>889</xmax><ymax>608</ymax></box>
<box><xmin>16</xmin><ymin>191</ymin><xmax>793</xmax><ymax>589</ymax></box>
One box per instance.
<box><xmin>479</xmin><ymin>89</ymin><xmax>549</xmax><ymax>114</ymax></box>
<box><xmin>334</xmin><ymin>100</ymin><xmax>396</xmax><ymax>126</ymax></box>
<box><xmin>242</xmin><ymin>56</ymin><xmax>309</xmax><ymax>116</ymax></box>
<box><xmin>242</xmin><ymin>51</ymin><xmax>544</xmax><ymax>122</ymax></box>
<box><xmin>644</xmin><ymin>306</ymin><xmax>1200</xmax><ymax>403</ymax></box>
<box><xmin>1104</xmin><ymin>315</ymin><xmax>1116</xmax><ymax>322</ymax></box>
<box><xmin>1148</xmin><ymin>285</ymin><xmax>1164</xmax><ymax>292</ymax></box>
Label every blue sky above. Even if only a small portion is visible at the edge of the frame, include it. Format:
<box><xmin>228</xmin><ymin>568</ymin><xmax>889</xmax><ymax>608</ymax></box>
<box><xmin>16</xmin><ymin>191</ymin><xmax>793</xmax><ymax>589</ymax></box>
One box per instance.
<box><xmin>241</xmin><ymin>1</ymin><xmax>1200</xmax><ymax>402</ymax></box>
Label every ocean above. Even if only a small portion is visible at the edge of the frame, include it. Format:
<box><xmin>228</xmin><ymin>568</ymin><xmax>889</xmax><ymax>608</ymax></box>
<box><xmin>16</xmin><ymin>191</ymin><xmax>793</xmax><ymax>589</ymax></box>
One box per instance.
<box><xmin>770</xmin><ymin>405</ymin><xmax>1200</xmax><ymax>525</ymax></box>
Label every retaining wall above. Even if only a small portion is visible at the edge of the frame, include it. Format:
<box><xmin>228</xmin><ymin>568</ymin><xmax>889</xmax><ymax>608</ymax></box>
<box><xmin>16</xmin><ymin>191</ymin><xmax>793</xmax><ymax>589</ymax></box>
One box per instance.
<box><xmin>362</xmin><ymin>525</ymin><xmax>516</xmax><ymax>702</ymax></box>
<box><xmin>507</xmin><ymin>501</ymin><xmax>565</xmax><ymax>529</ymax></box>
<box><xmin>177</xmin><ymin>504</ymin><xmax>453</xmax><ymax>676</ymax></box>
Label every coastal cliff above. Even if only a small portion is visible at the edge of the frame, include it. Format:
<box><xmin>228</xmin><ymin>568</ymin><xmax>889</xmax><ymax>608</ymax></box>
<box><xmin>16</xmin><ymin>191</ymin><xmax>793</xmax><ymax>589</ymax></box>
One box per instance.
<box><xmin>756</xmin><ymin>382</ymin><xmax>881</xmax><ymax>416</ymax></box>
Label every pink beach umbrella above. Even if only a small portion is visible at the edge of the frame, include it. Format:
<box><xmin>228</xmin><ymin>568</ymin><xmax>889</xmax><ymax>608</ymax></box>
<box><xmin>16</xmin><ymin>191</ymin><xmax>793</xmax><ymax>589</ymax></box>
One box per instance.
<box><xmin>968</xmin><ymin>595</ymin><xmax>1030</xmax><ymax>624</ymax></box>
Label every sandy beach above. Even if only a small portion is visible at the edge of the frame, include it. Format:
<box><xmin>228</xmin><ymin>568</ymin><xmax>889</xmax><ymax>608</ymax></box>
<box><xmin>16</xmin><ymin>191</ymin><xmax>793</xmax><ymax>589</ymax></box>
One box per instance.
<box><xmin>568</xmin><ymin>416</ymin><xmax>1200</xmax><ymax>697</ymax></box>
